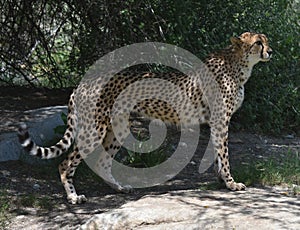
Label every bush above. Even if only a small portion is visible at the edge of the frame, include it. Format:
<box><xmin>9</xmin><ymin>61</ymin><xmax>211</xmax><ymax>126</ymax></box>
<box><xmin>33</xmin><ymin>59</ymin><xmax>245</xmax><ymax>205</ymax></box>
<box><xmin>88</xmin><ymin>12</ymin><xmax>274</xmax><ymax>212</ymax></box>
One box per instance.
<box><xmin>0</xmin><ymin>0</ymin><xmax>299</xmax><ymax>133</ymax></box>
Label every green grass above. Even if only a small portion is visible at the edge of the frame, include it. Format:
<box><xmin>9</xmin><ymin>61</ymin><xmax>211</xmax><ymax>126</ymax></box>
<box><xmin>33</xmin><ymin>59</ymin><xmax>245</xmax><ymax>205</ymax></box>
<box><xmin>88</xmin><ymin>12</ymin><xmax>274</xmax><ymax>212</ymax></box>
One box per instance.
<box><xmin>121</xmin><ymin>148</ymin><xmax>168</xmax><ymax>168</ymax></box>
<box><xmin>17</xmin><ymin>194</ymin><xmax>54</xmax><ymax>210</ymax></box>
<box><xmin>233</xmin><ymin>150</ymin><xmax>300</xmax><ymax>189</ymax></box>
<box><xmin>0</xmin><ymin>190</ymin><xmax>56</xmax><ymax>229</ymax></box>
<box><xmin>116</xmin><ymin>139</ymin><xmax>170</xmax><ymax>168</ymax></box>
<box><xmin>0</xmin><ymin>191</ymin><xmax>11</xmax><ymax>230</ymax></box>
<box><xmin>199</xmin><ymin>182</ymin><xmax>223</xmax><ymax>191</ymax></box>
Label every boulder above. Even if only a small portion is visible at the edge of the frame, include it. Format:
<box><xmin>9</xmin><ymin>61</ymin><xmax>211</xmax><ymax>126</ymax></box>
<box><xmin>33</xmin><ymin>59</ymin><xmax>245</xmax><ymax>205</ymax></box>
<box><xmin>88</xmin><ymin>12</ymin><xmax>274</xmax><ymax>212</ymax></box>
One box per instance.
<box><xmin>0</xmin><ymin>106</ymin><xmax>67</xmax><ymax>162</ymax></box>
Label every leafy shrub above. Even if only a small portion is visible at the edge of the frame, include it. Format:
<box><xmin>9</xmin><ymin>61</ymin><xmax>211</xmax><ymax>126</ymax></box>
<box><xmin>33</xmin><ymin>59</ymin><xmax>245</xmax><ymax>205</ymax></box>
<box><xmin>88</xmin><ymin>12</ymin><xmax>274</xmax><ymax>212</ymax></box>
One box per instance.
<box><xmin>1</xmin><ymin>0</ymin><xmax>299</xmax><ymax>133</ymax></box>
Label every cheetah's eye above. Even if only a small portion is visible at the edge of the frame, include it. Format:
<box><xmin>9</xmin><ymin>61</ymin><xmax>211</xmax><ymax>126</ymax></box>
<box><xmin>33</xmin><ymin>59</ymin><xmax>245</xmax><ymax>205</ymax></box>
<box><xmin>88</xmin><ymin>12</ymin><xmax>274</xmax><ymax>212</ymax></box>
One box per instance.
<box><xmin>255</xmin><ymin>41</ymin><xmax>263</xmax><ymax>46</ymax></box>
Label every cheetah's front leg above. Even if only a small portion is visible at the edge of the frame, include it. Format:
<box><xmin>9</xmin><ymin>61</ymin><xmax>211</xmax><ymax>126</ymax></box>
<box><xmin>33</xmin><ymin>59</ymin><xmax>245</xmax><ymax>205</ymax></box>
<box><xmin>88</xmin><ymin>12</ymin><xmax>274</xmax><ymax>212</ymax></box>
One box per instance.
<box><xmin>95</xmin><ymin>128</ymin><xmax>133</xmax><ymax>193</ymax></box>
<box><xmin>210</xmin><ymin>124</ymin><xmax>246</xmax><ymax>191</ymax></box>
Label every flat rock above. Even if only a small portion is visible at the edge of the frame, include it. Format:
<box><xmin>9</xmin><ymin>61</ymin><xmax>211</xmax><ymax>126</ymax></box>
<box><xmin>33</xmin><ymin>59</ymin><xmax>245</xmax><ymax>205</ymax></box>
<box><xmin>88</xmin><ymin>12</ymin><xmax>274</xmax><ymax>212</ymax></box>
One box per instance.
<box><xmin>80</xmin><ymin>187</ymin><xmax>300</xmax><ymax>230</ymax></box>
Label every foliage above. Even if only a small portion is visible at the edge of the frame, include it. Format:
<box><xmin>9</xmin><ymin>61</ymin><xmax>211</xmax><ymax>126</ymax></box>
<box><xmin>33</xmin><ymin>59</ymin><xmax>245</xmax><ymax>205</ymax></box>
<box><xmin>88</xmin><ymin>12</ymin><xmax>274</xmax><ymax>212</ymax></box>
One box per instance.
<box><xmin>1</xmin><ymin>0</ymin><xmax>299</xmax><ymax>133</ymax></box>
<box><xmin>118</xmin><ymin>142</ymin><xmax>168</xmax><ymax>168</ymax></box>
<box><xmin>54</xmin><ymin>112</ymin><xmax>68</xmax><ymax>135</ymax></box>
<box><xmin>0</xmin><ymin>0</ymin><xmax>81</xmax><ymax>87</ymax></box>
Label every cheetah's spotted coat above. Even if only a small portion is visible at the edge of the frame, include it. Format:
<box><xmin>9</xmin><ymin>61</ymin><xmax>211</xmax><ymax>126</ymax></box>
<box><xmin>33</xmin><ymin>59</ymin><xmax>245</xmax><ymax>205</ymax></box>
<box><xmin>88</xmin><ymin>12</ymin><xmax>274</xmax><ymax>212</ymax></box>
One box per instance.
<box><xmin>18</xmin><ymin>32</ymin><xmax>272</xmax><ymax>204</ymax></box>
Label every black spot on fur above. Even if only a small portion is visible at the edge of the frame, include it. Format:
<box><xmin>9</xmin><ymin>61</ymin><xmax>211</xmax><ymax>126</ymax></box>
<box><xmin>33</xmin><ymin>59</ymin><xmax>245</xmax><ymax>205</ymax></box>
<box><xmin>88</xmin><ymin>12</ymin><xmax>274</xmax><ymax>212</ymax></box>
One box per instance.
<box><xmin>62</xmin><ymin>138</ymin><xmax>68</xmax><ymax>145</ymax></box>
<box><xmin>44</xmin><ymin>148</ymin><xmax>49</xmax><ymax>156</ymax></box>
<box><xmin>24</xmin><ymin>141</ymin><xmax>34</xmax><ymax>152</ymax></box>
<box><xmin>36</xmin><ymin>148</ymin><xmax>42</xmax><ymax>157</ymax></box>
<box><xmin>44</xmin><ymin>149</ymin><xmax>48</xmax><ymax>158</ymax></box>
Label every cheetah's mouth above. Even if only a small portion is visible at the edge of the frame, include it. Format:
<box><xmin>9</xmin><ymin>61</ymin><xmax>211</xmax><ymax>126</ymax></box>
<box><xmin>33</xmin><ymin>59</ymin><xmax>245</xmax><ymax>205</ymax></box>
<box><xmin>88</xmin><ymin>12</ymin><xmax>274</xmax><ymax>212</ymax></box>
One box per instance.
<box><xmin>261</xmin><ymin>57</ymin><xmax>271</xmax><ymax>62</ymax></box>
<box><xmin>259</xmin><ymin>42</ymin><xmax>272</xmax><ymax>61</ymax></box>
<box><xmin>261</xmin><ymin>52</ymin><xmax>272</xmax><ymax>62</ymax></box>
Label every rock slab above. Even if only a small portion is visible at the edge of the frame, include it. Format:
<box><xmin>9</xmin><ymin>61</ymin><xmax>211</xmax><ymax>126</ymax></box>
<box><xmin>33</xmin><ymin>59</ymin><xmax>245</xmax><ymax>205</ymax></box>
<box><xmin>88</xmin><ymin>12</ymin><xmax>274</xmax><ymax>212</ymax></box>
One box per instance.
<box><xmin>80</xmin><ymin>188</ymin><xmax>300</xmax><ymax>230</ymax></box>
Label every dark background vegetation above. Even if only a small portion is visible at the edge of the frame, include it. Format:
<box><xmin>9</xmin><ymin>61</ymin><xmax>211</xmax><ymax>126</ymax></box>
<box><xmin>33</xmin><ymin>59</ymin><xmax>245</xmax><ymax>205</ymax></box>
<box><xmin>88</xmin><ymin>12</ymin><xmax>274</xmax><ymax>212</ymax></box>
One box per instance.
<box><xmin>0</xmin><ymin>0</ymin><xmax>299</xmax><ymax>134</ymax></box>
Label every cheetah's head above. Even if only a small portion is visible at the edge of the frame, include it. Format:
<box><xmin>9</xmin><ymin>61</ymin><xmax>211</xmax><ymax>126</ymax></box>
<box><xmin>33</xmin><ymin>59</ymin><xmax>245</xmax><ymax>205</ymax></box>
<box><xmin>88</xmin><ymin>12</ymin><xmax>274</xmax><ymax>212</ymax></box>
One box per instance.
<box><xmin>230</xmin><ymin>32</ymin><xmax>272</xmax><ymax>66</ymax></box>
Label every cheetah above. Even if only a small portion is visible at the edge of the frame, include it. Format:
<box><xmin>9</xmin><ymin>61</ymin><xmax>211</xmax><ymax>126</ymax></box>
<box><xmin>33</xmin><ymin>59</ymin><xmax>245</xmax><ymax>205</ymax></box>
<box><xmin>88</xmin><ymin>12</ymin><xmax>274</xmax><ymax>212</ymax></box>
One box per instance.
<box><xmin>18</xmin><ymin>32</ymin><xmax>272</xmax><ymax>204</ymax></box>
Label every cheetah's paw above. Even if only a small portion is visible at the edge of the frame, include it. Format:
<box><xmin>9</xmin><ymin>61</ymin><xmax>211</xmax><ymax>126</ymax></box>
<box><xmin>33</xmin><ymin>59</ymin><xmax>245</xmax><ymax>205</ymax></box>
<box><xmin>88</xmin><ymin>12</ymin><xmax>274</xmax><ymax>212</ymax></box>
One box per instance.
<box><xmin>67</xmin><ymin>194</ymin><xmax>87</xmax><ymax>204</ymax></box>
<box><xmin>226</xmin><ymin>181</ymin><xmax>246</xmax><ymax>191</ymax></box>
<box><xmin>109</xmin><ymin>183</ymin><xmax>134</xmax><ymax>193</ymax></box>
<box><xmin>119</xmin><ymin>185</ymin><xmax>134</xmax><ymax>193</ymax></box>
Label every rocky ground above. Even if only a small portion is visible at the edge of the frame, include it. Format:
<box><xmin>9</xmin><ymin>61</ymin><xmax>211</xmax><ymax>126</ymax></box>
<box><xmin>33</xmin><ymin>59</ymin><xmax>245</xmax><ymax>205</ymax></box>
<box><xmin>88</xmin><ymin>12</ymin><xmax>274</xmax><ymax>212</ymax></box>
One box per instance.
<box><xmin>0</xmin><ymin>86</ymin><xmax>299</xmax><ymax>229</ymax></box>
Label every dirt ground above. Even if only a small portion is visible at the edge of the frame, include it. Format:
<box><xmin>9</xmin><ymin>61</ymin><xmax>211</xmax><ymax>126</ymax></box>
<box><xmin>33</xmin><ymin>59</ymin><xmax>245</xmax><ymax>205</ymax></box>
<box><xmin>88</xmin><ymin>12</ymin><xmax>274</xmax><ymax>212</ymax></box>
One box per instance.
<box><xmin>0</xmin><ymin>86</ymin><xmax>72</xmax><ymax>111</ymax></box>
<box><xmin>0</xmin><ymin>86</ymin><xmax>299</xmax><ymax>229</ymax></box>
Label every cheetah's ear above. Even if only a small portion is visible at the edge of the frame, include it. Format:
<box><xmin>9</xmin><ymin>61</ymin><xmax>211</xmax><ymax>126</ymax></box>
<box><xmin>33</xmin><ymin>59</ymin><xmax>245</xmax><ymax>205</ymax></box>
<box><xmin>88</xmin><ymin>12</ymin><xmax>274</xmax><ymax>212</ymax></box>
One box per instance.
<box><xmin>230</xmin><ymin>36</ymin><xmax>243</xmax><ymax>48</ymax></box>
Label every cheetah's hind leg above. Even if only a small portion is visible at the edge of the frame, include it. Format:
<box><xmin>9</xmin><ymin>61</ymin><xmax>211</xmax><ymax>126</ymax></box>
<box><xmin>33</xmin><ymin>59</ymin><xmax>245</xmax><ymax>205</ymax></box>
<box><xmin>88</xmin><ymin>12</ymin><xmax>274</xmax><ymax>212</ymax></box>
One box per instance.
<box><xmin>59</xmin><ymin>147</ymin><xmax>87</xmax><ymax>204</ymax></box>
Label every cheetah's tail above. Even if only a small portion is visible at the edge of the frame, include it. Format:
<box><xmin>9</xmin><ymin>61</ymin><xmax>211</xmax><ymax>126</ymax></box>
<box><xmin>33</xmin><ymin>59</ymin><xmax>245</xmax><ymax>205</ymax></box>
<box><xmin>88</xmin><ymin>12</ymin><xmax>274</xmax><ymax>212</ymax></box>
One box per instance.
<box><xmin>18</xmin><ymin>122</ymin><xmax>75</xmax><ymax>159</ymax></box>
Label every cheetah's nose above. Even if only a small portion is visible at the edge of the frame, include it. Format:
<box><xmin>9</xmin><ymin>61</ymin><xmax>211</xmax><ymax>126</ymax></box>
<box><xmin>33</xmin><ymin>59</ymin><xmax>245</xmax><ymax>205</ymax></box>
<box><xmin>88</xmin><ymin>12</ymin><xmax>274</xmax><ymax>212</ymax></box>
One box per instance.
<box><xmin>267</xmin><ymin>49</ymin><xmax>273</xmax><ymax>57</ymax></box>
